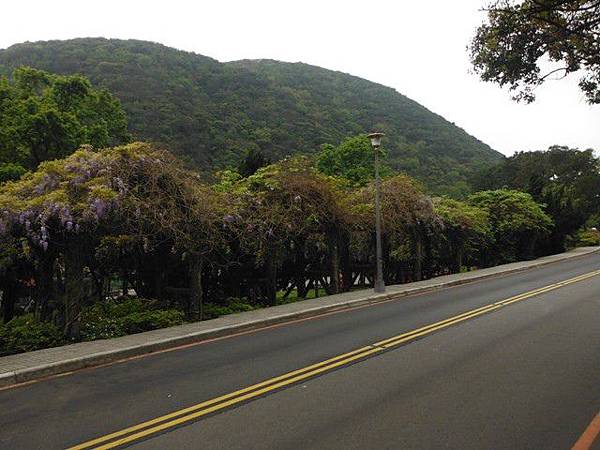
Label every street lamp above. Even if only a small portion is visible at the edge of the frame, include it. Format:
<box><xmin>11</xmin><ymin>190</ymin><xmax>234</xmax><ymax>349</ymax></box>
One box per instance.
<box><xmin>367</xmin><ymin>132</ymin><xmax>385</xmax><ymax>293</ymax></box>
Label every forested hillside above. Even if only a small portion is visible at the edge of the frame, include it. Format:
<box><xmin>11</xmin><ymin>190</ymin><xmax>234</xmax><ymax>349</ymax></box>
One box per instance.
<box><xmin>0</xmin><ymin>38</ymin><xmax>503</xmax><ymax>194</ymax></box>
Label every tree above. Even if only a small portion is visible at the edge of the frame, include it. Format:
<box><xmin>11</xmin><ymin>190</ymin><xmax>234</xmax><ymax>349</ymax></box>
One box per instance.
<box><xmin>473</xmin><ymin>146</ymin><xmax>600</xmax><ymax>252</ymax></box>
<box><xmin>0</xmin><ymin>142</ymin><xmax>227</xmax><ymax>333</ymax></box>
<box><xmin>0</xmin><ymin>145</ymin><xmax>124</xmax><ymax>336</ymax></box>
<box><xmin>468</xmin><ymin>189</ymin><xmax>553</xmax><ymax>263</ymax></box>
<box><xmin>0</xmin><ymin>67</ymin><xmax>129</xmax><ymax>173</ymax></box>
<box><xmin>316</xmin><ymin>135</ymin><xmax>393</xmax><ymax>187</ymax></box>
<box><xmin>434</xmin><ymin>198</ymin><xmax>492</xmax><ymax>271</ymax></box>
<box><xmin>354</xmin><ymin>175</ymin><xmax>440</xmax><ymax>282</ymax></box>
<box><xmin>0</xmin><ymin>163</ymin><xmax>26</xmax><ymax>183</ymax></box>
<box><xmin>470</xmin><ymin>0</ymin><xmax>600</xmax><ymax>103</ymax></box>
<box><xmin>237</xmin><ymin>147</ymin><xmax>270</xmax><ymax>177</ymax></box>
<box><xmin>229</xmin><ymin>157</ymin><xmax>353</xmax><ymax>303</ymax></box>
<box><xmin>381</xmin><ymin>176</ymin><xmax>441</xmax><ymax>281</ymax></box>
<box><xmin>118</xmin><ymin>147</ymin><xmax>227</xmax><ymax>320</ymax></box>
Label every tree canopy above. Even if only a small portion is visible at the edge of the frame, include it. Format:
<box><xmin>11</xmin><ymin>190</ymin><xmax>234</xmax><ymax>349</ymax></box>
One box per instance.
<box><xmin>316</xmin><ymin>135</ymin><xmax>393</xmax><ymax>187</ymax></box>
<box><xmin>470</xmin><ymin>0</ymin><xmax>600</xmax><ymax>103</ymax></box>
<box><xmin>473</xmin><ymin>146</ymin><xmax>600</xmax><ymax>252</ymax></box>
<box><xmin>468</xmin><ymin>189</ymin><xmax>553</xmax><ymax>263</ymax></box>
<box><xmin>0</xmin><ymin>67</ymin><xmax>129</xmax><ymax>179</ymax></box>
<box><xmin>434</xmin><ymin>197</ymin><xmax>492</xmax><ymax>271</ymax></box>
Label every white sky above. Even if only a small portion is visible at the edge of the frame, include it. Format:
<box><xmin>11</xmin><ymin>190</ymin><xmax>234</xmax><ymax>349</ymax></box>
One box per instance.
<box><xmin>1</xmin><ymin>0</ymin><xmax>598</xmax><ymax>156</ymax></box>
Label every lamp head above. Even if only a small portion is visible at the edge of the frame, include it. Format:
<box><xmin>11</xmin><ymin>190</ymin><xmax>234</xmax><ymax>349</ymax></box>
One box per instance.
<box><xmin>367</xmin><ymin>132</ymin><xmax>385</xmax><ymax>147</ymax></box>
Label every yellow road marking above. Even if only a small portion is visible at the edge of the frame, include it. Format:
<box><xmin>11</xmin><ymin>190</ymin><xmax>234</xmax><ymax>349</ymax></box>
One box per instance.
<box><xmin>67</xmin><ymin>345</ymin><xmax>374</xmax><ymax>450</ymax></box>
<box><xmin>69</xmin><ymin>268</ymin><xmax>600</xmax><ymax>450</ymax></box>
<box><xmin>93</xmin><ymin>347</ymin><xmax>384</xmax><ymax>450</ymax></box>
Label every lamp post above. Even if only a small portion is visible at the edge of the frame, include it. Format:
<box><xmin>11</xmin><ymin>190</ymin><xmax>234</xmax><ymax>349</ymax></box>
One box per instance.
<box><xmin>367</xmin><ymin>132</ymin><xmax>385</xmax><ymax>293</ymax></box>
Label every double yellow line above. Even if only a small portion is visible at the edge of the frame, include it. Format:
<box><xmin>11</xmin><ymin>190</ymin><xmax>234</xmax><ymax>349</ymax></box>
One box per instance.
<box><xmin>70</xmin><ymin>268</ymin><xmax>600</xmax><ymax>450</ymax></box>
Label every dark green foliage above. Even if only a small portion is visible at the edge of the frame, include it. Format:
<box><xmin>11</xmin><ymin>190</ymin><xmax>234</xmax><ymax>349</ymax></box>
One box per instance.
<box><xmin>434</xmin><ymin>197</ymin><xmax>491</xmax><ymax>271</ymax></box>
<box><xmin>238</xmin><ymin>148</ymin><xmax>270</xmax><ymax>177</ymax></box>
<box><xmin>0</xmin><ymin>67</ymin><xmax>129</xmax><ymax>171</ymax></box>
<box><xmin>473</xmin><ymin>146</ymin><xmax>600</xmax><ymax>252</ymax></box>
<box><xmin>316</xmin><ymin>135</ymin><xmax>393</xmax><ymax>187</ymax></box>
<box><xmin>572</xmin><ymin>229</ymin><xmax>600</xmax><ymax>246</ymax></box>
<box><xmin>586</xmin><ymin>212</ymin><xmax>600</xmax><ymax>229</ymax></box>
<box><xmin>470</xmin><ymin>1</ymin><xmax>600</xmax><ymax>103</ymax></box>
<box><xmin>203</xmin><ymin>298</ymin><xmax>257</xmax><ymax>320</ymax></box>
<box><xmin>0</xmin><ymin>162</ymin><xmax>26</xmax><ymax>183</ymax></box>
<box><xmin>0</xmin><ymin>314</ymin><xmax>65</xmax><ymax>356</ymax></box>
<box><xmin>80</xmin><ymin>297</ymin><xmax>185</xmax><ymax>341</ymax></box>
<box><xmin>468</xmin><ymin>189</ymin><xmax>553</xmax><ymax>263</ymax></box>
<box><xmin>0</xmin><ymin>38</ymin><xmax>503</xmax><ymax>194</ymax></box>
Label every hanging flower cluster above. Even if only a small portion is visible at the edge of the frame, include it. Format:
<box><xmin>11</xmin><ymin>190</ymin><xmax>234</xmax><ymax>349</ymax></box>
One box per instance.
<box><xmin>0</xmin><ymin>144</ymin><xmax>161</xmax><ymax>251</ymax></box>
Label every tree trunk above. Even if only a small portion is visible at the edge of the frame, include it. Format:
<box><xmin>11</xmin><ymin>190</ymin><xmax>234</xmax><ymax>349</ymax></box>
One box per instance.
<box><xmin>266</xmin><ymin>256</ymin><xmax>277</xmax><ymax>306</ymax></box>
<box><xmin>1</xmin><ymin>280</ymin><xmax>17</xmax><ymax>323</ymax></box>
<box><xmin>36</xmin><ymin>254</ymin><xmax>56</xmax><ymax>321</ymax></box>
<box><xmin>328</xmin><ymin>233</ymin><xmax>340</xmax><ymax>295</ymax></box>
<box><xmin>455</xmin><ymin>247</ymin><xmax>464</xmax><ymax>273</ymax></box>
<box><xmin>294</xmin><ymin>242</ymin><xmax>307</xmax><ymax>299</ymax></box>
<box><xmin>63</xmin><ymin>242</ymin><xmax>86</xmax><ymax>339</ymax></box>
<box><xmin>188</xmin><ymin>254</ymin><xmax>203</xmax><ymax>321</ymax></box>
<box><xmin>121</xmin><ymin>270</ymin><xmax>128</xmax><ymax>297</ymax></box>
<box><xmin>339</xmin><ymin>234</ymin><xmax>352</xmax><ymax>292</ymax></box>
<box><xmin>414</xmin><ymin>235</ymin><xmax>423</xmax><ymax>282</ymax></box>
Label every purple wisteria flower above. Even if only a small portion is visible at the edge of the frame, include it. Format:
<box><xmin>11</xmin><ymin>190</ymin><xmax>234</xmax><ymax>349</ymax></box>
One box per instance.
<box><xmin>33</xmin><ymin>174</ymin><xmax>59</xmax><ymax>195</ymax></box>
<box><xmin>59</xmin><ymin>207</ymin><xmax>73</xmax><ymax>225</ymax></box>
<box><xmin>91</xmin><ymin>198</ymin><xmax>109</xmax><ymax>219</ymax></box>
<box><xmin>112</xmin><ymin>177</ymin><xmax>127</xmax><ymax>195</ymax></box>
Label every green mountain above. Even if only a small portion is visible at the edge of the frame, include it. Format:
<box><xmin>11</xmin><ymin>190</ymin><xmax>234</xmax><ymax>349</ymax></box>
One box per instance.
<box><xmin>0</xmin><ymin>38</ymin><xmax>503</xmax><ymax>194</ymax></box>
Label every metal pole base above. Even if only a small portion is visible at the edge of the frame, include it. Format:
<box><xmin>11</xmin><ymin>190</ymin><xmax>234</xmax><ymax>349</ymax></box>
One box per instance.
<box><xmin>374</xmin><ymin>280</ymin><xmax>386</xmax><ymax>293</ymax></box>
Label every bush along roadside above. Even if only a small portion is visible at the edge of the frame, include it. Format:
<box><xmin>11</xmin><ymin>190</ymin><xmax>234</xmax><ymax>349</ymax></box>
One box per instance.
<box><xmin>0</xmin><ymin>314</ymin><xmax>65</xmax><ymax>356</ymax></box>
<box><xmin>0</xmin><ymin>297</ymin><xmax>184</xmax><ymax>356</ymax></box>
<box><xmin>203</xmin><ymin>297</ymin><xmax>257</xmax><ymax>320</ymax></box>
<box><xmin>572</xmin><ymin>229</ymin><xmax>600</xmax><ymax>247</ymax></box>
<box><xmin>80</xmin><ymin>296</ymin><xmax>185</xmax><ymax>341</ymax></box>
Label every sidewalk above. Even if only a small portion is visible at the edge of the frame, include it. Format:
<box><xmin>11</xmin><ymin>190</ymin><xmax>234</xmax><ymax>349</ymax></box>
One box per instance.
<box><xmin>1</xmin><ymin>246</ymin><xmax>598</xmax><ymax>388</ymax></box>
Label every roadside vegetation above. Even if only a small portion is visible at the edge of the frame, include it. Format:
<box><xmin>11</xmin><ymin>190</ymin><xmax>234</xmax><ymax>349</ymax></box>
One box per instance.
<box><xmin>0</xmin><ymin>67</ymin><xmax>598</xmax><ymax>356</ymax></box>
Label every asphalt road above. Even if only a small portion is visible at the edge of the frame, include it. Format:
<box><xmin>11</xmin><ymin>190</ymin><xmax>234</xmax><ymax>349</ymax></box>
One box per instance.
<box><xmin>1</xmin><ymin>253</ymin><xmax>600</xmax><ymax>449</ymax></box>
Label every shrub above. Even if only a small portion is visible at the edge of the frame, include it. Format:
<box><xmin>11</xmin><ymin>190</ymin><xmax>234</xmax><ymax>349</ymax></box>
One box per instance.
<box><xmin>120</xmin><ymin>310</ymin><xmax>185</xmax><ymax>335</ymax></box>
<box><xmin>80</xmin><ymin>296</ymin><xmax>185</xmax><ymax>341</ymax></box>
<box><xmin>0</xmin><ymin>163</ymin><xmax>27</xmax><ymax>183</ymax></box>
<box><xmin>573</xmin><ymin>229</ymin><xmax>600</xmax><ymax>247</ymax></box>
<box><xmin>203</xmin><ymin>298</ymin><xmax>256</xmax><ymax>319</ymax></box>
<box><xmin>0</xmin><ymin>314</ymin><xmax>65</xmax><ymax>356</ymax></box>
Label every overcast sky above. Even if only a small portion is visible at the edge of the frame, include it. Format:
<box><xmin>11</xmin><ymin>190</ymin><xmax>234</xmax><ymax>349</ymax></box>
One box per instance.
<box><xmin>1</xmin><ymin>0</ymin><xmax>598</xmax><ymax>156</ymax></box>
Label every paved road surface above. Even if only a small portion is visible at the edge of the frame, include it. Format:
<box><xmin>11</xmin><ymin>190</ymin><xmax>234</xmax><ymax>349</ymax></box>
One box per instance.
<box><xmin>1</xmin><ymin>253</ymin><xmax>600</xmax><ymax>449</ymax></box>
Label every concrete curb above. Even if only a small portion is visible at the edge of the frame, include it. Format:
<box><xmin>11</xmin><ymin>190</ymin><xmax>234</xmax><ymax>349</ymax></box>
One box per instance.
<box><xmin>1</xmin><ymin>246</ymin><xmax>598</xmax><ymax>389</ymax></box>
